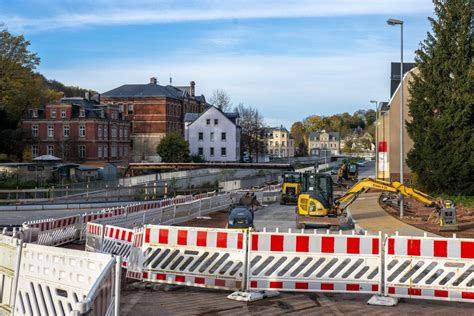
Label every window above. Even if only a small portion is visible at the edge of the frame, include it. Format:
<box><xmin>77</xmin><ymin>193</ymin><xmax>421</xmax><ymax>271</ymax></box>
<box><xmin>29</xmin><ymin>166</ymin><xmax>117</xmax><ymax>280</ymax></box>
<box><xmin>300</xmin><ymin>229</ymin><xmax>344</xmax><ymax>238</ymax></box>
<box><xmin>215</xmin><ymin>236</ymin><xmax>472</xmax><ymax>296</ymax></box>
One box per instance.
<box><xmin>80</xmin><ymin>109</ymin><xmax>85</xmax><ymax>117</ymax></box>
<box><xmin>32</xmin><ymin>109</ymin><xmax>38</xmax><ymax>118</ymax></box>
<box><xmin>119</xmin><ymin>145</ymin><xmax>123</xmax><ymax>157</ymax></box>
<box><xmin>31</xmin><ymin>145</ymin><xmax>38</xmax><ymax>158</ymax></box>
<box><xmin>210</xmin><ymin>147</ymin><xmax>215</xmax><ymax>157</ymax></box>
<box><xmin>206</xmin><ymin>119</ymin><xmax>210</xmax><ymax>125</ymax></box>
<box><xmin>270</xmin><ymin>149</ymin><xmax>273</xmax><ymax>154</ymax></box>
<box><xmin>51</xmin><ymin>110</ymin><xmax>56</xmax><ymax>118</ymax></box>
<box><xmin>111</xmin><ymin>144</ymin><xmax>117</xmax><ymax>157</ymax></box>
<box><xmin>198</xmin><ymin>147</ymin><xmax>203</xmax><ymax>155</ymax></box>
<box><xmin>119</xmin><ymin>127</ymin><xmax>123</xmax><ymax>139</ymax></box>
<box><xmin>79</xmin><ymin>145</ymin><xmax>86</xmax><ymax>158</ymax></box>
<box><xmin>221</xmin><ymin>147</ymin><xmax>226</xmax><ymax>157</ymax></box>
<box><xmin>198</xmin><ymin>132</ymin><xmax>203</xmax><ymax>140</ymax></box>
<box><xmin>98</xmin><ymin>126</ymin><xmax>103</xmax><ymax>139</ymax></box>
<box><xmin>118</xmin><ymin>104</ymin><xmax>124</xmax><ymax>113</ymax></box>
<box><xmin>210</xmin><ymin>132</ymin><xmax>215</xmax><ymax>142</ymax></box>
<box><xmin>282</xmin><ymin>141</ymin><xmax>285</xmax><ymax>147</ymax></box>
<box><xmin>63</xmin><ymin>125</ymin><xmax>70</xmax><ymax>137</ymax></box>
<box><xmin>47</xmin><ymin>145</ymin><xmax>54</xmax><ymax>156</ymax></box>
<box><xmin>112</xmin><ymin>126</ymin><xmax>118</xmax><ymax>139</ymax></box>
<box><xmin>128</xmin><ymin>104</ymin><xmax>134</xmax><ymax>115</ymax></box>
<box><xmin>61</xmin><ymin>110</ymin><xmax>66</xmax><ymax>118</ymax></box>
<box><xmin>98</xmin><ymin>146</ymin><xmax>103</xmax><ymax>158</ymax></box>
<box><xmin>214</xmin><ymin>119</ymin><xmax>218</xmax><ymax>125</ymax></box>
<box><xmin>124</xmin><ymin>146</ymin><xmax>128</xmax><ymax>157</ymax></box>
<box><xmin>47</xmin><ymin>125</ymin><xmax>54</xmax><ymax>138</ymax></box>
<box><xmin>79</xmin><ymin>125</ymin><xmax>86</xmax><ymax>137</ymax></box>
<box><xmin>269</xmin><ymin>141</ymin><xmax>273</xmax><ymax>146</ymax></box>
<box><xmin>124</xmin><ymin>128</ymin><xmax>128</xmax><ymax>139</ymax></box>
<box><xmin>221</xmin><ymin>132</ymin><xmax>226</xmax><ymax>141</ymax></box>
<box><xmin>103</xmin><ymin>145</ymin><xmax>108</xmax><ymax>158</ymax></box>
<box><xmin>32</xmin><ymin>125</ymin><xmax>38</xmax><ymax>137</ymax></box>
<box><xmin>104</xmin><ymin>126</ymin><xmax>108</xmax><ymax>139</ymax></box>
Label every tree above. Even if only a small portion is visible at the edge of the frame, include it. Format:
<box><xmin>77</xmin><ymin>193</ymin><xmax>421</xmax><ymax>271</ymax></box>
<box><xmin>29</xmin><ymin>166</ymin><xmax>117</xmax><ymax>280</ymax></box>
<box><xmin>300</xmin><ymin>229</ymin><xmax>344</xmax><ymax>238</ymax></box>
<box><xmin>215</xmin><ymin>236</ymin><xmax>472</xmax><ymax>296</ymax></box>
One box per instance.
<box><xmin>303</xmin><ymin>115</ymin><xmax>324</xmax><ymax>132</ymax></box>
<box><xmin>291</xmin><ymin>121</ymin><xmax>308</xmax><ymax>156</ymax></box>
<box><xmin>156</xmin><ymin>133</ymin><xmax>190</xmax><ymax>162</ymax></box>
<box><xmin>209</xmin><ymin>89</ymin><xmax>231</xmax><ymax>112</ymax></box>
<box><xmin>235</xmin><ymin>103</ymin><xmax>266</xmax><ymax>161</ymax></box>
<box><xmin>406</xmin><ymin>0</ymin><xmax>473</xmax><ymax>195</ymax></box>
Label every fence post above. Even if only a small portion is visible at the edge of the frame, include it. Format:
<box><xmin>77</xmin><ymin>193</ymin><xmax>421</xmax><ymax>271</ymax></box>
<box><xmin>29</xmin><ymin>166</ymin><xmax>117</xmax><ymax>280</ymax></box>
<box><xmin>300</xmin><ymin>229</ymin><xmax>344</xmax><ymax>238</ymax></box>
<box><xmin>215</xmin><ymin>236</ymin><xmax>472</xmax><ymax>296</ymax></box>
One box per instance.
<box><xmin>11</xmin><ymin>238</ymin><xmax>23</xmax><ymax>315</ymax></box>
<box><xmin>114</xmin><ymin>256</ymin><xmax>122</xmax><ymax>316</ymax></box>
<box><xmin>242</xmin><ymin>230</ymin><xmax>250</xmax><ymax>292</ymax></box>
<box><xmin>164</xmin><ymin>182</ymin><xmax>168</xmax><ymax>199</ymax></box>
<box><xmin>173</xmin><ymin>204</ymin><xmax>177</xmax><ymax>223</ymax></box>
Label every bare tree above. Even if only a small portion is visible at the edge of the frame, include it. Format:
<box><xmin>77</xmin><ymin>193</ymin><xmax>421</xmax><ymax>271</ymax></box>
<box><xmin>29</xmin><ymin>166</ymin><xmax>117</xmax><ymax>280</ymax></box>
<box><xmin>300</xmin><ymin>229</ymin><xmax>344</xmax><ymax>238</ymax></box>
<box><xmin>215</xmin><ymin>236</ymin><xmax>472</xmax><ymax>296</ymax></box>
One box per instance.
<box><xmin>210</xmin><ymin>89</ymin><xmax>231</xmax><ymax>112</ymax></box>
<box><xmin>235</xmin><ymin>103</ymin><xmax>266</xmax><ymax>162</ymax></box>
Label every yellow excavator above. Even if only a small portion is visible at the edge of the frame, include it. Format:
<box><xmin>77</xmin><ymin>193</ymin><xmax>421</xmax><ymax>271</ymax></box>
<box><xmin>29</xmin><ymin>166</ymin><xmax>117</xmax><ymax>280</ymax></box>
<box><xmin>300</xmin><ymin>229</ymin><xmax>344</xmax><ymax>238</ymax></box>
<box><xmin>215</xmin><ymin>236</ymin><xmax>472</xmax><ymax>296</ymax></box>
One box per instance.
<box><xmin>337</xmin><ymin>161</ymin><xmax>358</xmax><ymax>182</ymax></box>
<box><xmin>280</xmin><ymin>172</ymin><xmax>304</xmax><ymax>205</ymax></box>
<box><xmin>296</xmin><ymin>174</ymin><xmax>457</xmax><ymax>230</ymax></box>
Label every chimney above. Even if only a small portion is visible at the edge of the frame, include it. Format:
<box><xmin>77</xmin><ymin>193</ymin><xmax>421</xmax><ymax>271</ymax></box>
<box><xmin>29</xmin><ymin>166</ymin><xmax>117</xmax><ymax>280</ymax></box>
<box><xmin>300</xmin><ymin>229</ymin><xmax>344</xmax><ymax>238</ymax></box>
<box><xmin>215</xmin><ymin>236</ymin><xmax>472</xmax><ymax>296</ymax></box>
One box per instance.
<box><xmin>170</xmin><ymin>77</ymin><xmax>173</xmax><ymax>85</ymax></box>
<box><xmin>190</xmin><ymin>81</ymin><xmax>195</xmax><ymax>96</ymax></box>
<box><xmin>150</xmin><ymin>77</ymin><xmax>157</xmax><ymax>85</ymax></box>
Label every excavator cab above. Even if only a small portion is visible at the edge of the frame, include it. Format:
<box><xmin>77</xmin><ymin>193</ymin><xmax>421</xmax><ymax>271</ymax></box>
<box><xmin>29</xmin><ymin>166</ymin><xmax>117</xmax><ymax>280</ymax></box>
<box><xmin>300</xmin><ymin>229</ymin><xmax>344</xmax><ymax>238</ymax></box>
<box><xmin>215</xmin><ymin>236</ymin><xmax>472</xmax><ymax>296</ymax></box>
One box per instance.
<box><xmin>337</xmin><ymin>161</ymin><xmax>358</xmax><ymax>182</ymax></box>
<box><xmin>281</xmin><ymin>172</ymin><xmax>303</xmax><ymax>205</ymax></box>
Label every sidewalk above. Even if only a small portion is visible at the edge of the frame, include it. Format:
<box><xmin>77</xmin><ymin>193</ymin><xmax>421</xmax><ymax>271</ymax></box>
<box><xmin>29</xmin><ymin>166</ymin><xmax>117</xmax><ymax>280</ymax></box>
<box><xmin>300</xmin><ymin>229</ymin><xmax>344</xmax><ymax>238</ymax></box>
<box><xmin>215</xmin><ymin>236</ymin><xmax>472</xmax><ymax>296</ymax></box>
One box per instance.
<box><xmin>347</xmin><ymin>192</ymin><xmax>438</xmax><ymax>237</ymax></box>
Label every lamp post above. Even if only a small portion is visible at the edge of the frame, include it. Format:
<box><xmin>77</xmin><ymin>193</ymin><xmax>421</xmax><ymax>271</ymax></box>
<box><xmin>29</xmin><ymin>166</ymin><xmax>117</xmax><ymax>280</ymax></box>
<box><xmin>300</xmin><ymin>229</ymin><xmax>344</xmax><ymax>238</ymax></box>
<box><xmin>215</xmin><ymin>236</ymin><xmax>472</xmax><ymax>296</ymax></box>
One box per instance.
<box><xmin>370</xmin><ymin>100</ymin><xmax>379</xmax><ymax>179</ymax></box>
<box><xmin>387</xmin><ymin>18</ymin><xmax>404</xmax><ymax>218</ymax></box>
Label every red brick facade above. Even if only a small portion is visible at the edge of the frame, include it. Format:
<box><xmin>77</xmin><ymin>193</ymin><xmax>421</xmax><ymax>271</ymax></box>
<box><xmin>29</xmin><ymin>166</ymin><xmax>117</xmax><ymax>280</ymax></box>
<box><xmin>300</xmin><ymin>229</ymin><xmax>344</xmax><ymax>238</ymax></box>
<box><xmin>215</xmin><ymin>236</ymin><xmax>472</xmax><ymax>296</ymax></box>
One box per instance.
<box><xmin>22</xmin><ymin>98</ymin><xmax>131</xmax><ymax>162</ymax></box>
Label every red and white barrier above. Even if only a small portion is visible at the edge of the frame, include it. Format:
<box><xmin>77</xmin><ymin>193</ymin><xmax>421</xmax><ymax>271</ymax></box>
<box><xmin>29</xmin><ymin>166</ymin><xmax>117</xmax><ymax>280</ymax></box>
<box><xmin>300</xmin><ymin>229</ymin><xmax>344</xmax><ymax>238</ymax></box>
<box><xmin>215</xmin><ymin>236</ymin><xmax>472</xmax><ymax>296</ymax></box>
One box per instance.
<box><xmin>86</xmin><ymin>222</ymin><xmax>105</xmax><ymax>253</ymax></box>
<box><xmin>248</xmin><ymin>230</ymin><xmax>382</xmax><ymax>294</ymax></box>
<box><xmin>385</xmin><ymin>234</ymin><xmax>474</xmax><ymax>302</ymax></box>
<box><xmin>24</xmin><ymin>215</ymin><xmax>81</xmax><ymax>246</ymax></box>
<box><xmin>139</xmin><ymin>225</ymin><xmax>246</xmax><ymax>291</ymax></box>
<box><xmin>102</xmin><ymin>226</ymin><xmax>134</xmax><ymax>268</ymax></box>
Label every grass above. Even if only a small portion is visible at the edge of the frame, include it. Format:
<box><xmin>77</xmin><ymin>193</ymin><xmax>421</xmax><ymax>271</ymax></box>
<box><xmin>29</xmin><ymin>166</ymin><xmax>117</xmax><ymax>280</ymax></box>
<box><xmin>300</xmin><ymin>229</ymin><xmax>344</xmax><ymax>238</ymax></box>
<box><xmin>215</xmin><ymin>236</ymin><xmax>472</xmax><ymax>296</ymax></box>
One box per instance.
<box><xmin>450</xmin><ymin>195</ymin><xmax>474</xmax><ymax>209</ymax></box>
<box><xmin>0</xmin><ymin>179</ymin><xmax>38</xmax><ymax>189</ymax></box>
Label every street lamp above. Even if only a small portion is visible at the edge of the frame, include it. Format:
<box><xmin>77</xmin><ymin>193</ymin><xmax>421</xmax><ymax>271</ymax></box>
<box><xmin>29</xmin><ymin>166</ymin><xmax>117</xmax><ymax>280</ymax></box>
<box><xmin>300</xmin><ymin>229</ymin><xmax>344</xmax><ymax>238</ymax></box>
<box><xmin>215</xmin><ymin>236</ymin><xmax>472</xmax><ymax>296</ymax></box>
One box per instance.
<box><xmin>370</xmin><ymin>100</ymin><xmax>379</xmax><ymax>179</ymax></box>
<box><xmin>387</xmin><ymin>17</ymin><xmax>404</xmax><ymax>218</ymax></box>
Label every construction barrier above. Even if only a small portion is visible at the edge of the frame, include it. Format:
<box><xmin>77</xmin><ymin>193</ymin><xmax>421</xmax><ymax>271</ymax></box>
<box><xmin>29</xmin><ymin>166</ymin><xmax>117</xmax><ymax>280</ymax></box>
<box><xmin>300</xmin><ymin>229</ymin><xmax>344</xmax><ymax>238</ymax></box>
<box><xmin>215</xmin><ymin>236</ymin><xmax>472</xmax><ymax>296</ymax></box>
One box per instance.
<box><xmin>80</xmin><ymin>211</ymin><xmax>114</xmax><ymax>240</ymax></box>
<box><xmin>139</xmin><ymin>225</ymin><xmax>247</xmax><ymax>291</ymax></box>
<box><xmin>0</xmin><ymin>235</ymin><xmax>21</xmax><ymax>315</ymax></box>
<box><xmin>14</xmin><ymin>242</ymin><xmax>117</xmax><ymax>315</ymax></box>
<box><xmin>24</xmin><ymin>215</ymin><xmax>81</xmax><ymax>246</ymax></box>
<box><xmin>385</xmin><ymin>234</ymin><xmax>474</xmax><ymax>302</ymax></box>
<box><xmin>86</xmin><ymin>222</ymin><xmax>105</xmax><ymax>252</ymax></box>
<box><xmin>102</xmin><ymin>226</ymin><xmax>134</xmax><ymax>268</ymax></box>
<box><xmin>248</xmin><ymin>230</ymin><xmax>382</xmax><ymax>294</ymax></box>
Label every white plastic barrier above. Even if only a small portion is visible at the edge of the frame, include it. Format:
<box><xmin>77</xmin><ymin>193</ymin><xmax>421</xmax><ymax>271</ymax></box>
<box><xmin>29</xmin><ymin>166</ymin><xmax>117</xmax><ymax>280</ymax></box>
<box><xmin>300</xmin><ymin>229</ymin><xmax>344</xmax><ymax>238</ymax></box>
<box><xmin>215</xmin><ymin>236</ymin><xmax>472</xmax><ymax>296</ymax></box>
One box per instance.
<box><xmin>102</xmin><ymin>226</ymin><xmax>134</xmax><ymax>268</ymax></box>
<box><xmin>385</xmin><ymin>234</ymin><xmax>474</xmax><ymax>302</ymax></box>
<box><xmin>248</xmin><ymin>230</ymin><xmax>382</xmax><ymax>294</ymax></box>
<box><xmin>0</xmin><ymin>235</ymin><xmax>21</xmax><ymax>315</ymax></box>
<box><xmin>24</xmin><ymin>215</ymin><xmax>81</xmax><ymax>246</ymax></box>
<box><xmin>139</xmin><ymin>225</ymin><xmax>247</xmax><ymax>291</ymax></box>
<box><xmin>86</xmin><ymin>222</ymin><xmax>105</xmax><ymax>253</ymax></box>
<box><xmin>80</xmin><ymin>211</ymin><xmax>115</xmax><ymax>240</ymax></box>
<box><xmin>15</xmin><ymin>243</ymin><xmax>115</xmax><ymax>315</ymax></box>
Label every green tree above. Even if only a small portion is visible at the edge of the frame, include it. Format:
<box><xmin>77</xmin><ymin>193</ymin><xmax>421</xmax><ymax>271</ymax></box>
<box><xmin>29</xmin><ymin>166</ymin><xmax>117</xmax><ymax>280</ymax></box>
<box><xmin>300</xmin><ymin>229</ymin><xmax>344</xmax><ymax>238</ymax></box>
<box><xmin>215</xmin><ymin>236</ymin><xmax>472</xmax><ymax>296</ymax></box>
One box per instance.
<box><xmin>156</xmin><ymin>133</ymin><xmax>190</xmax><ymax>162</ymax></box>
<box><xmin>407</xmin><ymin>0</ymin><xmax>473</xmax><ymax>195</ymax></box>
<box><xmin>303</xmin><ymin>115</ymin><xmax>324</xmax><ymax>132</ymax></box>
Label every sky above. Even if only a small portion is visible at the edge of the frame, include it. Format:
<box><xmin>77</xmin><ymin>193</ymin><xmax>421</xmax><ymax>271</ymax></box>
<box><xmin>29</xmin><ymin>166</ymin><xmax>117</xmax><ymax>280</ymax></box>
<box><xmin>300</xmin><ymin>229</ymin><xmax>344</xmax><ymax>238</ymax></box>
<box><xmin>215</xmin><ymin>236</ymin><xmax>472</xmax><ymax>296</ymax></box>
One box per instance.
<box><xmin>0</xmin><ymin>0</ymin><xmax>435</xmax><ymax>128</ymax></box>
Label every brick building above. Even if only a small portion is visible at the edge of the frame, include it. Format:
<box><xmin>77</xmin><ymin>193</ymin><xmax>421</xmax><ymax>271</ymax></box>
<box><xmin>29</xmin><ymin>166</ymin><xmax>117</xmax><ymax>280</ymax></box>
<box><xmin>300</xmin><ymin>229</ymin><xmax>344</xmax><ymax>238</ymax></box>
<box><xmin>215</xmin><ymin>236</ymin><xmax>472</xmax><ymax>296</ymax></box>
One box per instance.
<box><xmin>101</xmin><ymin>78</ymin><xmax>208</xmax><ymax>161</ymax></box>
<box><xmin>22</xmin><ymin>96</ymin><xmax>131</xmax><ymax>162</ymax></box>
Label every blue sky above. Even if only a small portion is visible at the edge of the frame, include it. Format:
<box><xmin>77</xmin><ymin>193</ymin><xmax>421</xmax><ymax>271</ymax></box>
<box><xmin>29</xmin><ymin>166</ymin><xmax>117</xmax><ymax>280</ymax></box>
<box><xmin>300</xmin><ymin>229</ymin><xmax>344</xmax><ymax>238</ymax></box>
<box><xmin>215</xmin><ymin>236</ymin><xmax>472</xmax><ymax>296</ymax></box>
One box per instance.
<box><xmin>0</xmin><ymin>0</ymin><xmax>434</xmax><ymax>128</ymax></box>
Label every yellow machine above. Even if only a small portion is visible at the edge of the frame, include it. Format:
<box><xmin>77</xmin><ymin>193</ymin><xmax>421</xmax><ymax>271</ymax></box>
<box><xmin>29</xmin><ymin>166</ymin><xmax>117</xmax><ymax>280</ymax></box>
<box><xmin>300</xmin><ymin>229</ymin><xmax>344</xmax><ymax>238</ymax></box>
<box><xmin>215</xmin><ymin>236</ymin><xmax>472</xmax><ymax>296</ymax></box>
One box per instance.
<box><xmin>337</xmin><ymin>161</ymin><xmax>358</xmax><ymax>182</ymax></box>
<box><xmin>281</xmin><ymin>172</ymin><xmax>304</xmax><ymax>205</ymax></box>
<box><xmin>297</xmin><ymin>175</ymin><xmax>456</xmax><ymax>230</ymax></box>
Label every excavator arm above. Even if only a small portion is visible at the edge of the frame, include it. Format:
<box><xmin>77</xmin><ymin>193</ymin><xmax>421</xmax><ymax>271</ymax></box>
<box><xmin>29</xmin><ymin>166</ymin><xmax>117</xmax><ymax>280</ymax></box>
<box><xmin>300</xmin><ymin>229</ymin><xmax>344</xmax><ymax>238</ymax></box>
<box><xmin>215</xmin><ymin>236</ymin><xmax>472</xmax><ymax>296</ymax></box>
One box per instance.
<box><xmin>334</xmin><ymin>178</ymin><xmax>440</xmax><ymax>212</ymax></box>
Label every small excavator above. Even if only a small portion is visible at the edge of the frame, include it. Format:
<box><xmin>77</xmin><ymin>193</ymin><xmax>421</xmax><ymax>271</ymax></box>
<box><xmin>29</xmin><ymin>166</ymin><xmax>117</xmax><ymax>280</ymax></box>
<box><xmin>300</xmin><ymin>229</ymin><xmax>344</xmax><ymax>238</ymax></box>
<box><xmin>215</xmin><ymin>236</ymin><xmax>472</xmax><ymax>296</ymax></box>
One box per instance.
<box><xmin>337</xmin><ymin>160</ymin><xmax>358</xmax><ymax>182</ymax></box>
<box><xmin>296</xmin><ymin>173</ymin><xmax>457</xmax><ymax>230</ymax></box>
<box><xmin>280</xmin><ymin>172</ymin><xmax>304</xmax><ymax>205</ymax></box>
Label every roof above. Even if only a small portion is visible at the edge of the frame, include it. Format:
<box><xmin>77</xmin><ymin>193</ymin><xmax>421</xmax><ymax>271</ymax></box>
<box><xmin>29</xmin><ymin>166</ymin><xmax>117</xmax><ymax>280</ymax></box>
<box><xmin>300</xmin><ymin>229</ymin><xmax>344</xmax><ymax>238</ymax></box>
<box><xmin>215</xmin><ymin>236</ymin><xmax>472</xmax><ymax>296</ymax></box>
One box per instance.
<box><xmin>265</xmin><ymin>126</ymin><xmax>289</xmax><ymax>133</ymax></box>
<box><xmin>184</xmin><ymin>106</ymin><xmax>239</xmax><ymax>125</ymax></box>
<box><xmin>33</xmin><ymin>155</ymin><xmax>62</xmax><ymax>161</ymax></box>
<box><xmin>308</xmin><ymin>131</ymin><xmax>340</xmax><ymax>141</ymax></box>
<box><xmin>75</xmin><ymin>165</ymin><xmax>100</xmax><ymax>171</ymax></box>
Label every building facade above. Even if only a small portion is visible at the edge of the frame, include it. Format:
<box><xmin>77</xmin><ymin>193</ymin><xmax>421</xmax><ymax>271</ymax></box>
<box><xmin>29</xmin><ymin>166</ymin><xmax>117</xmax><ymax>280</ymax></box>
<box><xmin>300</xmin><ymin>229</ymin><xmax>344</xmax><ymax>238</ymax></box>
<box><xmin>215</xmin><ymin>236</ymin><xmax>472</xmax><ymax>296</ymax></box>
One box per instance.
<box><xmin>264</xmin><ymin>127</ymin><xmax>295</xmax><ymax>158</ymax></box>
<box><xmin>376</xmin><ymin>67</ymin><xmax>417</xmax><ymax>181</ymax></box>
<box><xmin>184</xmin><ymin>107</ymin><xmax>240</xmax><ymax>162</ymax></box>
<box><xmin>101</xmin><ymin>78</ymin><xmax>208</xmax><ymax>161</ymax></box>
<box><xmin>308</xmin><ymin>130</ymin><xmax>341</xmax><ymax>156</ymax></box>
<box><xmin>22</xmin><ymin>97</ymin><xmax>131</xmax><ymax>162</ymax></box>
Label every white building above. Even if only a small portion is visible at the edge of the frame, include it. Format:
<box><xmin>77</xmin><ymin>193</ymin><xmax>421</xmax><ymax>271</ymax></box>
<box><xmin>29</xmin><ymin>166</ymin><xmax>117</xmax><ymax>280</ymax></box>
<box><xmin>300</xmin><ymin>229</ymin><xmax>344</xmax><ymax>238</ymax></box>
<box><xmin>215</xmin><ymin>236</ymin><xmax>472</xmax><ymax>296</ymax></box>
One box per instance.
<box><xmin>264</xmin><ymin>126</ymin><xmax>295</xmax><ymax>158</ymax></box>
<box><xmin>184</xmin><ymin>107</ymin><xmax>240</xmax><ymax>161</ymax></box>
<box><xmin>308</xmin><ymin>130</ymin><xmax>341</xmax><ymax>156</ymax></box>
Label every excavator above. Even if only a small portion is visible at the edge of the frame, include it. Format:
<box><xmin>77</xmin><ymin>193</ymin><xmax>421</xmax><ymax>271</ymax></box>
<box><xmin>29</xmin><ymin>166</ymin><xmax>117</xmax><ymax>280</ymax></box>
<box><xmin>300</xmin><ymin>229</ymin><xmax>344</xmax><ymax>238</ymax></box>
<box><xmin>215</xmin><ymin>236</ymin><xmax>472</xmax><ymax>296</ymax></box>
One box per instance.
<box><xmin>337</xmin><ymin>160</ymin><xmax>358</xmax><ymax>182</ymax></box>
<box><xmin>280</xmin><ymin>172</ymin><xmax>304</xmax><ymax>205</ymax></box>
<box><xmin>296</xmin><ymin>173</ymin><xmax>457</xmax><ymax>230</ymax></box>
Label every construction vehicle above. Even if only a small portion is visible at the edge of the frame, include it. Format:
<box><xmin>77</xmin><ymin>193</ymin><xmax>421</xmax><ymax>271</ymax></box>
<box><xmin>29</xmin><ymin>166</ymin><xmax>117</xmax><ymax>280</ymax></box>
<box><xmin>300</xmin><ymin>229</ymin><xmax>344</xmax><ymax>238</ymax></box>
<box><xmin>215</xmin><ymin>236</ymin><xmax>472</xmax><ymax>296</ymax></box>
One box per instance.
<box><xmin>337</xmin><ymin>160</ymin><xmax>358</xmax><ymax>182</ymax></box>
<box><xmin>281</xmin><ymin>172</ymin><xmax>304</xmax><ymax>205</ymax></box>
<box><xmin>297</xmin><ymin>175</ymin><xmax>457</xmax><ymax>230</ymax></box>
<box><xmin>226</xmin><ymin>207</ymin><xmax>255</xmax><ymax>230</ymax></box>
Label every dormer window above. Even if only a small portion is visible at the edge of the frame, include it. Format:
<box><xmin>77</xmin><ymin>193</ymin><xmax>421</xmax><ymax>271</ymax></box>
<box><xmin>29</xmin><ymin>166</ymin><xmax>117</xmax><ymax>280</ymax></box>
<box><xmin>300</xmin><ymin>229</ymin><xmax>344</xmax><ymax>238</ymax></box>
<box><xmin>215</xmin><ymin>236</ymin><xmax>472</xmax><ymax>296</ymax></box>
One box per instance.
<box><xmin>51</xmin><ymin>110</ymin><xmax>56</xmax><ymax>118</ymax></box>
<box><xmin>80</xmin><ymin>109</ymin><xmax>86</xmax><ymax>117</ymax></box>
<box><xmin>32</xmin><ymin>109</ymin><xmax>38</xmax><ymax>118</ymax></box>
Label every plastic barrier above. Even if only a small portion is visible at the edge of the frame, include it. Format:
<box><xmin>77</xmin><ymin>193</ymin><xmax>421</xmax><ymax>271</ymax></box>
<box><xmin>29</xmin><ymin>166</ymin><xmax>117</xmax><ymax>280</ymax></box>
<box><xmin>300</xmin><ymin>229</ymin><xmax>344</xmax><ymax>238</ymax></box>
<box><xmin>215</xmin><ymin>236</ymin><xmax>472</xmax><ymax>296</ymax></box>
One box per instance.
<box><xmin>15</xmin><ymin>243</ymin><xmax>115</xmax><ymax>315</ymax></box>
<box><xmin>80</xmin><ymin>211</ymin><xmax>114</xmax><ymax>240</ymax></box>
<box><xmin>248</xmin><ymin>230</ymin><xmax>382</xmax><ymax>294</ymax></box>
<box><xmin>86</xmin><ymin>222</ymin><xmax>105</xmax><ymax>253</ymax></box>
<box><xmin>102</xmin><ymin>226</ymin><xmax>134</xmax><ymax>268</ymax></box>
<box><xmin>0</xmin><ymin>235</ymin><xmax>21</xmax><ymax>315</ymax></box>
<box><xmin>139</xmin><ymin>225</ymin><xmax>247</xmax><ymax>291</ymax></box>
<box><xmin>385</xmin><ymin>234</ymin><xmax>474</xmax><ymax>302</ymax></box>
<box><xmin>24</xmin><ymin>215</ymin><xmax>81</xmax><ymax>246</ymax></box>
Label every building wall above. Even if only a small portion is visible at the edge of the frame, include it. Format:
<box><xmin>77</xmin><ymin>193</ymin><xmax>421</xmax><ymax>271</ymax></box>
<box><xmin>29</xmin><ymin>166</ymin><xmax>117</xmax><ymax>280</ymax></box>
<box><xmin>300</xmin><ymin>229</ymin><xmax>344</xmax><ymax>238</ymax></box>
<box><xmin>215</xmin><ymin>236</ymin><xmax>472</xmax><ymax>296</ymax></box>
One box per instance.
<box><xmin>266</xmin><ymin>129</ymin><xmax>295</xmax><ymax>158</ymax></box>
<box><xmin>308</xmin><ymin>131</ymin><xmax>341</xmax><ymax>155</ymax></box>
<box><xmin>376</xmin><ymin>68</ymin><xmax>417</xmax><ymax>181</ymax></box>
<box><xmin>185</xmin><ymin>107</ymin><xmax>240</xmax><ymax>162</ymax></box>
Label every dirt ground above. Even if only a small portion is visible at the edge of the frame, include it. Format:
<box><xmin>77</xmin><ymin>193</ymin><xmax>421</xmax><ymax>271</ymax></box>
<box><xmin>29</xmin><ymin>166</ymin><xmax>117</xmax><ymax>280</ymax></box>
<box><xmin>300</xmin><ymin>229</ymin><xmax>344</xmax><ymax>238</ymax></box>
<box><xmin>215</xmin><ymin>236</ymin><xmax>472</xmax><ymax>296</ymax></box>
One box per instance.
<box><xmin>175</xmin><ymin>210</ymin><xmax>229</xmax><ymax>229</ymax></box>
<box><xmin>380</xmin><ymin>193</ymin><xmax>474</xmax><ymax>238</ymax></box>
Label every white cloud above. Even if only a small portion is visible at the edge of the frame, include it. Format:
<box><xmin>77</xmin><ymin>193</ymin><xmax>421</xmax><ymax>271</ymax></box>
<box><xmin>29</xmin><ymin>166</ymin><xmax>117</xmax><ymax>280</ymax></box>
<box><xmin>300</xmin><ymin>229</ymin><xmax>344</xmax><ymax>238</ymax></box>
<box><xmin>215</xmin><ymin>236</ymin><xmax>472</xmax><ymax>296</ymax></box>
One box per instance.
<box><xmin>2</xmin><ymin>0</ymin><xmax>433</xmax><ymax>32</ymax></box>
<box><xmin>41</xmin><ymin>52</ymin><xmax>396</xmax><ymax>123</ymax></box>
